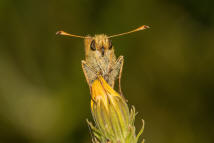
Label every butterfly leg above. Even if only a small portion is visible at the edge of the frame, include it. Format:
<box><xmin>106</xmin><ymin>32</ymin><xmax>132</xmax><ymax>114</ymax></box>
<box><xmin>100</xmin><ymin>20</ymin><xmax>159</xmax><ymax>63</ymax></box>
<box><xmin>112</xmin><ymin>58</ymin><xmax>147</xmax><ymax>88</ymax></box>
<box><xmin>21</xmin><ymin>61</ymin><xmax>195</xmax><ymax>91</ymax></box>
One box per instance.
<box><xmin>108</xmin><ymin>56</ymin><xmax>124</xmax><ymax>96</ymax></box>
<box><xmin>81</xmin><ymin>60</ymin><xmax>97</xmax><ymax>88</ymax></box>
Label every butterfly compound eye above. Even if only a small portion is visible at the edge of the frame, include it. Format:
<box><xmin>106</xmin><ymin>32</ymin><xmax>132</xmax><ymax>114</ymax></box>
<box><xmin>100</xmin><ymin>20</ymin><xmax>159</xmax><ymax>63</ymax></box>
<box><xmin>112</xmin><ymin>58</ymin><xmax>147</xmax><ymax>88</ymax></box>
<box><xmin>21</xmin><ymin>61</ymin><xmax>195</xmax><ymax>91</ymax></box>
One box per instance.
<box><xmin>90</xmin><ymin>40</ymin><xmax>96</xmax><ymax>51</ymax></box>
<box><xmin>109</xmin><ymin>39</ymin><xmax>113</xmax><ymax>50</ymax></box>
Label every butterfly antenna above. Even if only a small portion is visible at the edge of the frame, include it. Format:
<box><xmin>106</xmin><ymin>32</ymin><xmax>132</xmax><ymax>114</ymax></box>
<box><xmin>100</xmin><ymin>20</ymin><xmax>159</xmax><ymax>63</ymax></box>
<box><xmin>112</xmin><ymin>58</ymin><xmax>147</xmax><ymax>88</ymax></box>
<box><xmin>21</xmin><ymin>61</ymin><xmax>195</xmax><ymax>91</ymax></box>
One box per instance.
<box><xmin>56</xmin><ymin>30</ymin><xmax>86</xmax><ymax>39</ymax></box>
<box><xmin>108</xmin><ymin>25</ymin><xmax>150</xmax><ymax>38</ymax></box>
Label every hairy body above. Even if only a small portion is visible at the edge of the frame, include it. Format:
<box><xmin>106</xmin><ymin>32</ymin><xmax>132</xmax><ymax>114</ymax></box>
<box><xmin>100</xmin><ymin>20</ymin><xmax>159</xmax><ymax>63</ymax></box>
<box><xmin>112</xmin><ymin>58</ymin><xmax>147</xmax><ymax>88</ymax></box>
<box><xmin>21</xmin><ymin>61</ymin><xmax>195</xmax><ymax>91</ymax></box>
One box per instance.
<box><xmin>81</xmin><ymin>34</ymin><xmax>124</xmax><ymax>93</ymax></box>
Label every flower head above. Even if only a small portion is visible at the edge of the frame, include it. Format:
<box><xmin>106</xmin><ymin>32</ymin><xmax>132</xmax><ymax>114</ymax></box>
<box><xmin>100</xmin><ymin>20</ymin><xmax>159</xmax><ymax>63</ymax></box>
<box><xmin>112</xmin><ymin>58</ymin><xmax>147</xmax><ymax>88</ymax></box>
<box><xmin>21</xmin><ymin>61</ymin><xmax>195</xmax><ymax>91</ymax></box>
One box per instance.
<box><xmin>87</xmin><ymin>76</ymin><xmax>145</xmax><ymax>143</ymax></box>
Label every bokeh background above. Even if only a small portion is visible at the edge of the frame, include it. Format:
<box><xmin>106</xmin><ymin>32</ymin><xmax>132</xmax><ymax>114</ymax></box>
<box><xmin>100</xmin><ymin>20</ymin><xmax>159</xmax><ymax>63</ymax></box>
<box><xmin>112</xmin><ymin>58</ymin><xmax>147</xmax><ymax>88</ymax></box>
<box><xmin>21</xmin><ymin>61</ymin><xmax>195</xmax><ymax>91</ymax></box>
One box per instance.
<box><xmin>0</xmin><ymin>0</ymin><xmax>214</xmax><ymax>143</ymax></box>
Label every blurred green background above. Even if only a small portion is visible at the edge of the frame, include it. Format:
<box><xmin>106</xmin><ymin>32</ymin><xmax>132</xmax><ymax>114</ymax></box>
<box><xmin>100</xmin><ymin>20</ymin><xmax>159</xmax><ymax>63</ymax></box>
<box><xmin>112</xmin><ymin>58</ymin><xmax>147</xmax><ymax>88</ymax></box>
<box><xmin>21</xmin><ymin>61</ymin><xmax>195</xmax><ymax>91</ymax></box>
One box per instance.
<box><xmin>0</xmin><ymin>0</ymin><xmax>214</xmax><ymax>143</ymax></box>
